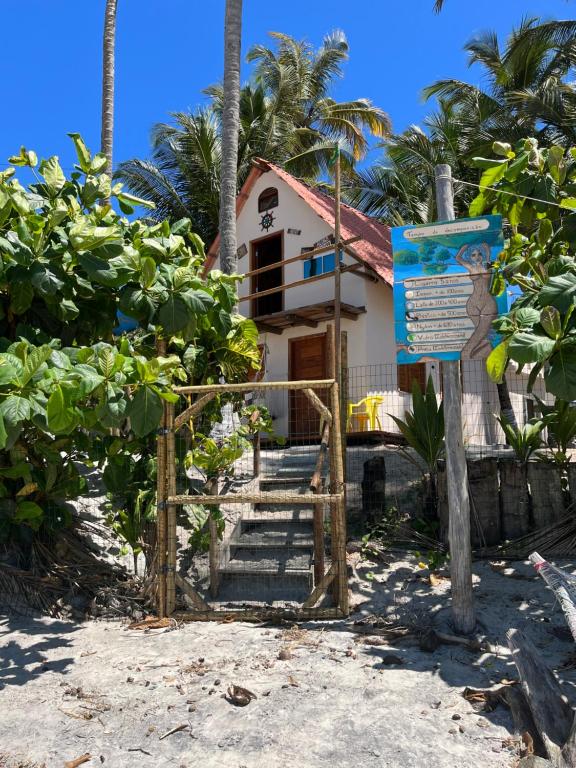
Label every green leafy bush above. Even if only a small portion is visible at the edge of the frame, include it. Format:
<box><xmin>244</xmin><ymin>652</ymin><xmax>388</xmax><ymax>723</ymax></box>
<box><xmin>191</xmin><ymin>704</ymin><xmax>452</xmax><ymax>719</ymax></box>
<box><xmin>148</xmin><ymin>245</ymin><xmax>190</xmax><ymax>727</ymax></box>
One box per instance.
<box><xmin>0</xmin><ymin>136</ymin><xmax>261</xmax><ymax>559</ymax></box>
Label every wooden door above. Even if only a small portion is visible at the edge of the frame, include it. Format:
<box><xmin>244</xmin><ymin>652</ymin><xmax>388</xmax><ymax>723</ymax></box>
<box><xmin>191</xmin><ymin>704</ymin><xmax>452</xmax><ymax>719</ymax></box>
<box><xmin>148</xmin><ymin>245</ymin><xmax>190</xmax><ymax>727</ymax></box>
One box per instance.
<box><xmin>289</xmin><ymin>334</ymin><xmax>327</xmax><ymax>440</ymax></box>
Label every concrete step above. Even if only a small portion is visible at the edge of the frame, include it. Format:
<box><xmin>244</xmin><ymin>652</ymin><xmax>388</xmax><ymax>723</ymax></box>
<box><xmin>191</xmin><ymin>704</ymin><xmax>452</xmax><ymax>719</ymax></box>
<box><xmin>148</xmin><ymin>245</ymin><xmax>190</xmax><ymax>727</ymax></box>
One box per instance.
<box><xmin>221</xmin><ymin>546</ymin><xmax>312</xmax><ymax>576</ymax></box>
<box><xmin>232</xmin><ymin>520</ymin><xmax>314</xmax><ymax>548</ymax></box>
<box><xmin>242</xmin><ymin>509</ymin><xmax>315</xmax><ymax>522</ymax></box>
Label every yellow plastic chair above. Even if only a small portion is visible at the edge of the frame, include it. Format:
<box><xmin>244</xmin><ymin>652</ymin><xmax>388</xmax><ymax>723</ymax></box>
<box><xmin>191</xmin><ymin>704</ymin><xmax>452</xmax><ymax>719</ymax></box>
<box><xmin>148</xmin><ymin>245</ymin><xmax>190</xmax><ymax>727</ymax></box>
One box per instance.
<box><xmin>347</xmin><ymin>395</ymin><xmax>385</xmax><ymax>432</ymax></box>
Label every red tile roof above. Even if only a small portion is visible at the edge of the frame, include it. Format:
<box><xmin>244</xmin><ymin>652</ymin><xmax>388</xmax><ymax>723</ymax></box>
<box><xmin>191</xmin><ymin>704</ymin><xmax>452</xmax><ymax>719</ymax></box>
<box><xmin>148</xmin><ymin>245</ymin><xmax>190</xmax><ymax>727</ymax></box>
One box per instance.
<box><xmin>206</xmin><ymin>159</ymin><xmax>393</xmax><ymax>286</ymax></box>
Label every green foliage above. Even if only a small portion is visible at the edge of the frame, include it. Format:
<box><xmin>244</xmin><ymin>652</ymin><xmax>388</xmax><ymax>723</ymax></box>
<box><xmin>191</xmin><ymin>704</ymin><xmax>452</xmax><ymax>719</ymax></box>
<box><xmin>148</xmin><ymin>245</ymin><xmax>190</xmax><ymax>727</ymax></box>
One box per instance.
<box><xmin>390</xmin><ymin>376</ymin><xmax>445</xmax><ymax>473</ymax></box>
<box><xmin>497</xmin><ymin>415</ymin><xmax>544</xmax><ymax>464</ymax></box>
<box><xmin>0</xmin><ymin>136</ymin><xmax>260</xmax><ymax>552</ymax></box>
<box><xmin>185</xmin><ymin>432</ymin><xmax>249</xmax><ymax>479</ymax></box>
<box><xmin>471</xmin><ymin>138</ymin><xmax>576</xmax><ymax>400</ymax></box>
<box><xmin>186</xmin><ymin>502</ymin><xmax>225</xmax><ymax>552</ymax></box>
<box><xmin>536</xmin><ymin>398</ymin><xmax>576</xmax><ymax>466</ymax></box>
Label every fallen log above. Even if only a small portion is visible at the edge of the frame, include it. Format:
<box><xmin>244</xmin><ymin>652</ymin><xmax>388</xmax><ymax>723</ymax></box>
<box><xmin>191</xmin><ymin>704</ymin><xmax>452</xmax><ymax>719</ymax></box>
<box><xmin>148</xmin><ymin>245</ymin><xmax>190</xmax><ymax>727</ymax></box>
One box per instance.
<box><xmin>507</xmin><ymin>628</ymin><xmax>576</xmax><ymax>767</ymax></box>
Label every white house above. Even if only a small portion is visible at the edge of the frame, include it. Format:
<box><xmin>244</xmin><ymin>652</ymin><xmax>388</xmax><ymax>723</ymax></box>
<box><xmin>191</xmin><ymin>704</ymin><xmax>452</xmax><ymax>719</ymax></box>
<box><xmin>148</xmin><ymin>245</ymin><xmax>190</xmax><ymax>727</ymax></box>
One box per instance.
<box><xmin>206</xmin><ymin>159</ymin><xmax>541</xmax><ymax>444</ymax></box>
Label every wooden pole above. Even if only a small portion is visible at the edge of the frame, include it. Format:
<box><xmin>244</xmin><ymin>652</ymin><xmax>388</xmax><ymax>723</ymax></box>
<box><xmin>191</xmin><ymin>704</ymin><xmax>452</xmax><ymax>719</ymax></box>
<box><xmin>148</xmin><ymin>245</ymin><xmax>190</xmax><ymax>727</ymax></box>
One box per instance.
<box><xmin>329</xmin><ymin>379</ymin><xmax>348</xmax><ymax>614</ymax></box>
<box><xmin>165</xmin><ymin>400</ymin><xmax>177</xmax><ymax>615</ymax></box>
<box><xmin>340</xmin><ymin>329</ymin><xmax>348</xmax><ymax>487</ymax></box>
<box><xmin>155</xmin><ymin>339</ymin><xmax>167</xmax><ymax>618</ymax></box>
<box><xmin>207</xmin><ymin>477</ymin><xmax>220</xmax><ymax>599</ymax></box>
<box><xmin>434</xmin><ymin>164</ymin><xmax>475</xmax><ymax>635</ymax></box>
<box><xmin>334</xmin><ymin>148</ymin><xmax>342</xmax><ymax>390</ymax></box>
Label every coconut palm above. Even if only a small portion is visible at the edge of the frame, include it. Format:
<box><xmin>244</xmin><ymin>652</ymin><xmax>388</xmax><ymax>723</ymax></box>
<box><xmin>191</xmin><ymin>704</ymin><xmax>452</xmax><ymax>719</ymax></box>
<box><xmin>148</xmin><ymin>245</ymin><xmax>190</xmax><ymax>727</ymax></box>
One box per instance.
<box><xmin>344</xmin><ymin>101</ymin><xmax>479</xmax><ymax>224</ymax></box>
<box><xmin>245</xmin><ymin>31</ymin><xmax>390</xmax><ymax>174</ymax></box>
<box><xmin>219</xmin><ymin>0</ymin><xmax>243</xmax><ymax>275</ymax></box>
<box><xmin>424</xmin><ymin>18</ymin><xmax>576</xmax><ymax>148</ymax></box>
<box><xmin>347</xmin><ymin>18</ymin><xmax>576</xmax><ymax>226</ymax></box>
<box><xmin>116</xmin><ymin>30</ymin><xmax>390</xmax><ymax>242</ymax></box>
<box><xmin>115</xmin><ymin>110</ymin><xmax>222</xmax><ymax>242</ymax></box>
<box><xmin>101</xmin><ymin>0</ymin><xmax>118</xmax><ymax>174</ymax></box>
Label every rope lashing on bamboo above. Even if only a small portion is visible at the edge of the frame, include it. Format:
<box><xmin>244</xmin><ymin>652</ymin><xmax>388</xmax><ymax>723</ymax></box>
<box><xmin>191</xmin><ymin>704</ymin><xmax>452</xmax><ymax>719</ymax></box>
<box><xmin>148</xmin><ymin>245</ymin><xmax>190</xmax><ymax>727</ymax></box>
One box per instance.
<box><xmin>530</xmin><ymin>551</ymin><xmax>576</xmax><ymax>642</ymax></box>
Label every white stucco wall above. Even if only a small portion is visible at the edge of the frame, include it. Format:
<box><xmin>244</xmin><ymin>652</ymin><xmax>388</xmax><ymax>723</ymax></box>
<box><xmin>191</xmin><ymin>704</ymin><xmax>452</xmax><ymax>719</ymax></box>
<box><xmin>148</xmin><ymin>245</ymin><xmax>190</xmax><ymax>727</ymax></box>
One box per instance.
<box><xmin>217</xmin><ymin>170</ymin><xmax>367</xmax><ymax>312</ymax></box>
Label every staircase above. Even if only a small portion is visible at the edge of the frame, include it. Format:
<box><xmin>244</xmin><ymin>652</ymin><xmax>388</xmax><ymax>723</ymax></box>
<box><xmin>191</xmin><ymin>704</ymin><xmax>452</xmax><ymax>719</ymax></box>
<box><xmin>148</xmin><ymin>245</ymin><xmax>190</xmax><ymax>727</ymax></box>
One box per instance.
<box><xmin>217</xmin><ymin>470</ymin><xmax>324</xmax><ymax>605</ymax></box>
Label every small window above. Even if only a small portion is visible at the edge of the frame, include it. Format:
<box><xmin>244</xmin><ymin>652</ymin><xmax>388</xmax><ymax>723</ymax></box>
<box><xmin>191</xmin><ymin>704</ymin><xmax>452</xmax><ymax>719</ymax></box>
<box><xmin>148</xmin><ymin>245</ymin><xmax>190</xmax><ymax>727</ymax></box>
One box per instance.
<box><xmin>258</xmin><ymin>187</ymin><xmax>279</xmax><ymax>212</ymax></box>
<box><xmin>303</xmin><ymin>251</ymin><xmax>342</xmax><ymax>279</ymax></box>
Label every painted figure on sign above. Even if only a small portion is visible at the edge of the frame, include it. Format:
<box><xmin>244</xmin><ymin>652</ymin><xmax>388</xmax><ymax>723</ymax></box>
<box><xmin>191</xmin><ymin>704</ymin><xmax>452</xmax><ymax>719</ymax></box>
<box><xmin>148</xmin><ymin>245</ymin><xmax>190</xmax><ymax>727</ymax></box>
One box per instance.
<box><xmin>455</xmin><ymin>243</ymin><xmax>497</xmax><ymax>359</ymax></box>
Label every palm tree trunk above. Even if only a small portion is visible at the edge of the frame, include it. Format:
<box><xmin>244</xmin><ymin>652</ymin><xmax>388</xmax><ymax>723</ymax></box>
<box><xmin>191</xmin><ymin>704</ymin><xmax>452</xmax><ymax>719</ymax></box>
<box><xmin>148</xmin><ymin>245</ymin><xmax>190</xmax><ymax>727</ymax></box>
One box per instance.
<box><xmin>219</xmin><ymin>0</ymin><xmax>243</xmax><ymax>275</ymax></box>
<box><xmin>101</xmin><ymin>0</ymin><xmax>118</xmax><ymax>175</ymax></box>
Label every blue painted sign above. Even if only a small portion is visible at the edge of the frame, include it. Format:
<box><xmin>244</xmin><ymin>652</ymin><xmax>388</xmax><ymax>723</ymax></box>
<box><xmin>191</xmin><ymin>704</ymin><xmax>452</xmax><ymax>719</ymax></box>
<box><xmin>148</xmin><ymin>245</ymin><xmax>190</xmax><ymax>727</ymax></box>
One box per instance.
<box><xmin>392</xmin><ymin>215</ymin><xmax>506</xmax><ymax>363</ymax></box>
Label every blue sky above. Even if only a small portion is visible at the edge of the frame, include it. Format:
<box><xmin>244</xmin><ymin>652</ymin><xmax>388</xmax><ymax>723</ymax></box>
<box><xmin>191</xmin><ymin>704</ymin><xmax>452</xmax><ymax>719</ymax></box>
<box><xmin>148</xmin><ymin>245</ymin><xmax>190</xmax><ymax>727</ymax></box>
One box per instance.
<box><xmin>1</xmin><ymin>0</ymin><xmax>574</xmax><ymax>174</ymax></box>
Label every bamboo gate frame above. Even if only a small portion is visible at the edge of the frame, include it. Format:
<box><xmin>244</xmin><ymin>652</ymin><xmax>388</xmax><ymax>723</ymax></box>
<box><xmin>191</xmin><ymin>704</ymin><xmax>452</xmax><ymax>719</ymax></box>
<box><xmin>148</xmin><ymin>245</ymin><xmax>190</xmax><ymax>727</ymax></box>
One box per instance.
<box><xmin>155</xmin><ymin>377</ymin><xmax>348</xmax><ymax>622</ymax></box>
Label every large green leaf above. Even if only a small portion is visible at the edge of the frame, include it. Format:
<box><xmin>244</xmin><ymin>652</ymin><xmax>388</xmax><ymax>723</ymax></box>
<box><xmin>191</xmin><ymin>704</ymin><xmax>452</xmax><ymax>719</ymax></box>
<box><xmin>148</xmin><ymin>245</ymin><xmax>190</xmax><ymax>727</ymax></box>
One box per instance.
<box><xmin>10</xmin><ymin>281</ymin><xmax>34</xmax><ymax>314</ymax></box>
<box><xmin>540</xmin><ymin>306</ymin><xmax>562</xmax><ymax>339</ymax></box>
<box><xmin>68</xmin><ymin>133</ymin><xmax>92</xmax><ymax>173</ymax></box>
<box><xmin>46</xmin><ymin>385</ymin><xmax>77</xmax><ymax>433</ymax></box>
<box><xmin>119</xmin><ymin>285</ymin><xmax>156</xmax><ymax>322</ymax></box>
<box><xmin>77</xmin><ymin>252</ymin><xmax>121</xmax><ymax>287</ymax></box>
<box><xmin>486</xmin><ymin>341</ymin><xmax>508</xmax><ymax>383</ymax></box>
<box><xmin>30</xmin><ymin>263</ymin><xmax>65</xmax><ymax>296</ymax></box>
<box><xmin>127</xmin><ymin>386</ymin><xmax>163</xmax><ymax>437</ymax></box>
<box><xmin>0</xmin><ymin>395</ymin><xmax>31</xmax><ymax>426</ymax></box>
<box><xmin>539</xmin><ymin>274</ymin><xmax>576</xmax><ymax>312</ymax></box>
<box><xmin>67</xmin><ymin>364</ymin><xmax>105</xmax><ymax>397</ymax></box>
<box><xmin>157</xmin><ymin>295</ymin><xmax>190</xmax><ymax>334</ymax></box>
<box><xmin>0</xmin><ymin>414</ymin><xmax>7</xmax><ymax>450</ymax></box>
<box><xmin>508</xmin><ymin>332</ymin><xmax>555</xmax><ymax>364</ymax></box>
<box><xmin>39</xmin><ymin>156</ymin><xmax>66</xmax><ymax>192</ymax></box>
<box><xmin>545</xmin><ymin>347</ymin><xmax>576</xmax><ymax>401</ymax></box>
<box><xmin>0</xmin><ymin>357</ymin><xmax>21</xmax><ymax>385</ymax></box>
<box><xmin>14</xmin><ymin>500</ymin><xmax>43</xmax><ymax>530</ymax></box>
<box><xmin>181</xmin><ymin>289</ymin><xmax>214</xmax><ymax>314</ymax></box>
<box><xmin>19</xmin><ymin>345</ymin><xmax>53</xmax><ymax>386</ymax></box>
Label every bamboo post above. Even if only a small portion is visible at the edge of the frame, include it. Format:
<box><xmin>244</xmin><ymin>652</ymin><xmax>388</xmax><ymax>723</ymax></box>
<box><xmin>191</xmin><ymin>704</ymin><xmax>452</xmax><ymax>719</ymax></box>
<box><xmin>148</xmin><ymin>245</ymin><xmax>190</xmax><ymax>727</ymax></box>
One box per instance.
<box><xmin>207</xmin><ymin>476</ymin><xmax>220</xmax><ymax>599</ymax></box>
<box><xmin>340</xmin><ymin>329</ymin><xmax>348</xmax><ymax>488</ymax></box>
<box><xmin>329</xmin><ymin>379</ymin><xmax>348</xmax><ymax>614</ymax></box>
<box><xmin>155</xmin><ymin>340</ymin><xmax>168</xmax><ymax>618</ymax></box>
<box><xmin>334</xmin><ymin>148</ymin><xmax>342</xmax><ymax>392</ymax></box>
<box><xmin>326</xmin><ymin>323</ymin><xmax>335</xmax><ymax>381</ymax></box>
<box><xmin>434</xmin><ymin>164</ymin><xmax>475</xmax><ymax>635</ymax></box>
<box><xmin>165</xmin><ymin>400</ymin><xmax>177</xmax><ymax>615</ymax></box>
<box><xmin>312</xmin><ymin>420</ymin><xmax>330</xmax><ymax>584</ymax></box>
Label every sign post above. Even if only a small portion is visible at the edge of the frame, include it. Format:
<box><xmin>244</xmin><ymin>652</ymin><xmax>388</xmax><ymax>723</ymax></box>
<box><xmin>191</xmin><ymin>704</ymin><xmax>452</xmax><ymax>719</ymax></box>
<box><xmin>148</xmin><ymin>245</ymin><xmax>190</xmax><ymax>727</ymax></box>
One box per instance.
<box><xmin>434</xmin><ymin>164</ymin><xmax>475</xmax><ymax>635</ymax></box>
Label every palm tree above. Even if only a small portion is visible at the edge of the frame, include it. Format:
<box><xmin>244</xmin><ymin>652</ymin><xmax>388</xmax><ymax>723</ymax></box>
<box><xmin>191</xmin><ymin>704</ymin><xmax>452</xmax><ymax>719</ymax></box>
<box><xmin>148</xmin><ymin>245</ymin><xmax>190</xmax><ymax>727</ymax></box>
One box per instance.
<box><xmin>245</xmin><ymin>31</ymin><xmax>390</xmax><ymax>175</ymax></box>
<box><xmin>115</xmin><ymin>111</ymin><xmax>222</xmax><ymax>241</ymax></box>
<box><xmin>347</xmin><ymin>19</ymin><xmax>576</xmax><ymax>226</ymax></box>
<box><xmin>116</xmin><ymin>31</ymin><xmax>390</xmax><ymax>241</ymax></box>
<box><xmin>424</xmin><ymin>18</ymin><xmax>576</xmax><ymax>148</ymax></box>
<box><xmin>101</xmin><ymin>0</ymin><xmax>118</xmax><ymax>174</ymax></box>
<box><xmin>219</xmin><ymin>0</ymin><xmax>243</xmax><ymax>276</ymax></box>
<box><xmin>344</xmin><ymin>101</ymin><xmax>478</xmax><ymax>224</ymax></box>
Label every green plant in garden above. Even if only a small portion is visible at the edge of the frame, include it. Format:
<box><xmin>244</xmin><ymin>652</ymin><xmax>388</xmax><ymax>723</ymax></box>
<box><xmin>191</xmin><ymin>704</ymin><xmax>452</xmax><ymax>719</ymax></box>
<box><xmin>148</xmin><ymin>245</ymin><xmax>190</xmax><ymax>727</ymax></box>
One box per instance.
<box><xmin>390</xmin><ymin>376</ymin><xmax>444</xmax><ymax>520</ymax></box>
<box><xmin>469</xmin><ymin>138</ymin><xmax>576</xmax><ymax>401</ymax></box>
<box><xmin>496</xmin><ymin>415</ymin><xmax>544</xmax><ymax>464</ymax></box>
<box><xmin>0</xmin><ymin>136</ymin><xmax>261</xmax><ymax>562</ymax></box>
<box><xmin>535</xmin><ymin>397</ymin><xmax>576</xmax><ymax>466</ymax></box>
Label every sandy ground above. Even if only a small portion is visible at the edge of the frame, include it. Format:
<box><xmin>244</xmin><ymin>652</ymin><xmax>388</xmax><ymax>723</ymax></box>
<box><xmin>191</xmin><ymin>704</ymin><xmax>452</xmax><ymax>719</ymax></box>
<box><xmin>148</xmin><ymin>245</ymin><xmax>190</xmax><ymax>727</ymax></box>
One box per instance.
<box><xmin>2</xmin><ymin>555</ymin><xmax>576</xmax><ymax>768</ymax></box>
